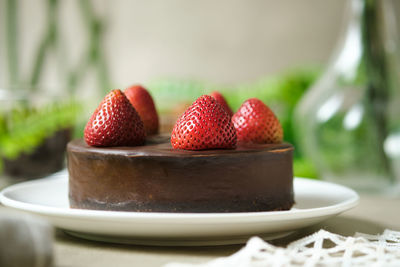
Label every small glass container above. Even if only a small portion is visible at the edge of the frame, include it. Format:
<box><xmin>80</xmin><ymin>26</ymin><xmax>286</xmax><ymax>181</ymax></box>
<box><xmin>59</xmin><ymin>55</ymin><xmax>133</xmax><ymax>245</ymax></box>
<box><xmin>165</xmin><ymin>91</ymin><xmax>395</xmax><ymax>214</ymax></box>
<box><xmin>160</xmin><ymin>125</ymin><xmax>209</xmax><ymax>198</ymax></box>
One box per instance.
<box><xmin>0</xmin><ymin>88</ymin><xmax>79</xmax><ymax>187</ymax></box>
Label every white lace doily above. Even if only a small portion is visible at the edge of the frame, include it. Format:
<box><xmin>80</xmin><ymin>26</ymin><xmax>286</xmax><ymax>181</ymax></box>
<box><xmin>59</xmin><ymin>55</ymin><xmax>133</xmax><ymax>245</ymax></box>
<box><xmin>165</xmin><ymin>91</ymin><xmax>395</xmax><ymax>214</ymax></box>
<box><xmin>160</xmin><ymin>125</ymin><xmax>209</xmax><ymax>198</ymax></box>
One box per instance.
<box><xmin>165</xmin><ymin>229</ymin><xmax>400</xmax><ymax>267</ymax></box>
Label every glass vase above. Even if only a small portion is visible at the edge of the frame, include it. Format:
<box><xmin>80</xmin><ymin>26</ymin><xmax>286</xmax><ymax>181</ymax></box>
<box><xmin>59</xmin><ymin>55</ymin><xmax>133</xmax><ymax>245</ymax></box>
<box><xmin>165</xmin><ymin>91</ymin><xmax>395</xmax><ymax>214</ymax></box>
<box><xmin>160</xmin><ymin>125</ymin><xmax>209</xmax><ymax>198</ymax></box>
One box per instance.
<box><xmin>295</xmin><ymin>0</ymin><xmax>400</xmax><ymax>193</ymax></box>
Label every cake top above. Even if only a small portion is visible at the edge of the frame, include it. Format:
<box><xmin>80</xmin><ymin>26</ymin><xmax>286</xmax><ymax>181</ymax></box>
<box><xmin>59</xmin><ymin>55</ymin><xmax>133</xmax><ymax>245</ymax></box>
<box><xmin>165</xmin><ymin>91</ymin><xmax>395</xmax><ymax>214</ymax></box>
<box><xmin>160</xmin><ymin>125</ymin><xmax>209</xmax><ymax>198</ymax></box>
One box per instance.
<box><xmin>68</xmin><ymin>136</ymin><xmax>293</xmax><ymax>158</ymax></box>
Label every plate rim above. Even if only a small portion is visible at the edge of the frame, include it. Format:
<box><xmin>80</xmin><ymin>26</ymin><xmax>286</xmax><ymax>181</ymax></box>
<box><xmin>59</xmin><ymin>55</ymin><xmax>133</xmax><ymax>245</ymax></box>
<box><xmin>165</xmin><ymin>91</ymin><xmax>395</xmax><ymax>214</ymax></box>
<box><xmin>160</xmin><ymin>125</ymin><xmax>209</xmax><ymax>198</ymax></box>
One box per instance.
<box><xmin>0</xmin><ymin>172</ymin><xmax>359</xmax><ymax>222</ymax></box>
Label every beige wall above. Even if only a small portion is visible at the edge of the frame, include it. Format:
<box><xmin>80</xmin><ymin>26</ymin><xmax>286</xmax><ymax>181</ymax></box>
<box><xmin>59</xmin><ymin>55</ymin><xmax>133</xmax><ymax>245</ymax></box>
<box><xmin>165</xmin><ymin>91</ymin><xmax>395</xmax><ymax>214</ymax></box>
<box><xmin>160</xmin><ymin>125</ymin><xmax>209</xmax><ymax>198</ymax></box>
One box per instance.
<box><xmin>1</xmin><ymin>0</ymin><xmax>348</xmax><ymax>92</ymax></box>
<box><xmin>108</xmin><ymin>0</ymin><xmax>348</xmax><ymax>85</ymax></box>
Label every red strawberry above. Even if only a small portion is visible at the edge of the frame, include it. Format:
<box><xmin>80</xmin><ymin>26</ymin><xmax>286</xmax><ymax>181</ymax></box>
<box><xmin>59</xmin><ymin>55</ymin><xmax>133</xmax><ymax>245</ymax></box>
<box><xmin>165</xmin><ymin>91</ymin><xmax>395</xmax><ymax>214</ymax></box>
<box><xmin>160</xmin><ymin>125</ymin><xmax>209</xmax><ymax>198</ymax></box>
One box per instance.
<box><xmin>84</xmin><ymin>89</ymin><xmax>145</xmax><ymax>147</ymax></box>
<box><xmin>232</xmin><ymin>98</ymin><xmax>283</xmax><ymax>144</ymax></box>
<box><xmin>171</xmin><ymin>95</ymin><xmax>237</xmax><ymax>150</ymax></box>
<box><xmin>210</xmin><ymin>91</ymin><xmax>233</xmax><ymax>116</ymax></box>
<box><xmin>124</xmin><ymin>85</ymin><xmax>159</xmax><ymax>135</ymax></box>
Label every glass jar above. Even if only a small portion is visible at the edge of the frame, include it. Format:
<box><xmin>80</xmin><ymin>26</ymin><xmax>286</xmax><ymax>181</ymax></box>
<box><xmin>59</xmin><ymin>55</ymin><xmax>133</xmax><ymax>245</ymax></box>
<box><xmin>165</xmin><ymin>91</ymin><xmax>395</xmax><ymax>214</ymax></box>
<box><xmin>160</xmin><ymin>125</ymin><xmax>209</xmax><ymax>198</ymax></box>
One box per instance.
<box><xmin>295</xmin><ymin>0</ymin><xmax>400</xmax><ymax>193</ymax></box>
<box><xmin>0</xmin><ymin>88</ymin><xmax>80</xmax><ymax>187</ymax></box>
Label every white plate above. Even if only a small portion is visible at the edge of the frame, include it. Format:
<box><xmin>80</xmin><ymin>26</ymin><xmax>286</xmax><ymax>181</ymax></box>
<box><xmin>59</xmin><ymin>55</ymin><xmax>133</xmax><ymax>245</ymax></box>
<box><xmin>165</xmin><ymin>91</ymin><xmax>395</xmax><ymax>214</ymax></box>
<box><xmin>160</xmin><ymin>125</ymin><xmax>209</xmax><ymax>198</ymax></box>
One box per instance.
<box><xmin>0</xmin><ymin>171</ymin><xmax>359</xmax><ymax>246</ymax></box>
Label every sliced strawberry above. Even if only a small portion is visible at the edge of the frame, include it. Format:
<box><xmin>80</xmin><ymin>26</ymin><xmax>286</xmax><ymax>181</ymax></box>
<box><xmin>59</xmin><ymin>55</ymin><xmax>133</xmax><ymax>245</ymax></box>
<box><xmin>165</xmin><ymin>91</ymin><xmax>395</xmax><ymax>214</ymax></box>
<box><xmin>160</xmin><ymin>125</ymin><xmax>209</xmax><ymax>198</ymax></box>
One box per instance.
<box><xmin>210</xmin><ymin>91</ymin><xmax>233</xmax><ymax>116</ymax></box>
<box><xmin>124</xmin><ymin>85</ymin><xmax>159</xmax><ymax>135</ymax></box>
<box><xmin>232</xmin><ymin>98</ymin><xmax>283</xmax><ymax>144</ymax></box>
<box><xmin>84</xmin><ymin>89</ymin><xmax>145</xmax><ymax>147</ymax></box>
<box><xmin>171</xmin><ymin>95</ymin><xmax>236</xmax><ymax>150</ymax></box>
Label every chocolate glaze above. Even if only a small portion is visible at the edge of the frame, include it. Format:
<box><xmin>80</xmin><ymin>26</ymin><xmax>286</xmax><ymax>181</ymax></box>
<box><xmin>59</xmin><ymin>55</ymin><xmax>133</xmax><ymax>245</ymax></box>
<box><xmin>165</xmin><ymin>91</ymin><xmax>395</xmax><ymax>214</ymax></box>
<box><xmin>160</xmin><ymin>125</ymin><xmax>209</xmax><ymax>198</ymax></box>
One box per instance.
<box><xmin>67</xmin><ymin>135</ymin><xmax>294</xmax><ymax>213</ymax></box>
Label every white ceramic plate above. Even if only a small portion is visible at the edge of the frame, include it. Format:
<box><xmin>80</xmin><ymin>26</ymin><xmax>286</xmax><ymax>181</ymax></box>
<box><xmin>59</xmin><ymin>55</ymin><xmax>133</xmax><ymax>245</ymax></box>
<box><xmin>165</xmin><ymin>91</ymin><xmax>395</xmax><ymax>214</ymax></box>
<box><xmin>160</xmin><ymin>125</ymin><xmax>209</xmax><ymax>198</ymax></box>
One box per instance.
<box><xmin>0</xmin><ymin>171</ymin><xmax>359</xmax><ymax>246</ymax></box>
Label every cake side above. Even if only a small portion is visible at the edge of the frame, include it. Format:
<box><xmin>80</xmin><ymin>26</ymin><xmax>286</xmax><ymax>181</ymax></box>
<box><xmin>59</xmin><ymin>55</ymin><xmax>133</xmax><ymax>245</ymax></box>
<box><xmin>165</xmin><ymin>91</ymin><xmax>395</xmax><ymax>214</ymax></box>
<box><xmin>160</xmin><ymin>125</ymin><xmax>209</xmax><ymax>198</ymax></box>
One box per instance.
<box><xmin>67</xmin><ymin>138</ymin><xmax>294</xmax><ymax>213</ymax></box>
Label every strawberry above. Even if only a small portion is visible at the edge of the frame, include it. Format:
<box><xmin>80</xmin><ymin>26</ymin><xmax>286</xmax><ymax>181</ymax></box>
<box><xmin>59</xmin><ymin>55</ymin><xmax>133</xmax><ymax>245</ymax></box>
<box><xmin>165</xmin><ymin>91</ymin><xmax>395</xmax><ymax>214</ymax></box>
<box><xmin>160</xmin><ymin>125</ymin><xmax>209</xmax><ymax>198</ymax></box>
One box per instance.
<box><xmin>84</xmin><ymin>89</ymin><xmax>145</xmax><ymax>147</ymax></box>
<box><xmin>210</xmin><ymin>91</ymin><xmax>233</xmax><ymax>116</ymax></box>
<box><xmin>171</xmin><ymin>95</ymin><xmax>237</xmax><ymax>150</ymax></box>
<box><xmin>124</xmin><ymin>85</ymin><xmax>159</xmax><ymax>135</ymax></box>
<box><xmin>232</xmin><ymin>98</ymin><xmax>283</xmax><ymax>144</ymax></box>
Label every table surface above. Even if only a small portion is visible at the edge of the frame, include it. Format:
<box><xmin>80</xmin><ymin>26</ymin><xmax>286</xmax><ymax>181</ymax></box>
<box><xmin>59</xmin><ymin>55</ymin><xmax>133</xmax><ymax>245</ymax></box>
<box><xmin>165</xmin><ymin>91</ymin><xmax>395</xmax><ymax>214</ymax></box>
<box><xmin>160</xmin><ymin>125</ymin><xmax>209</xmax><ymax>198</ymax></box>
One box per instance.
<box><xmin>43</xmin><ymin>194</ymin><xmax>399</xmax><ymax>267</ymax></box>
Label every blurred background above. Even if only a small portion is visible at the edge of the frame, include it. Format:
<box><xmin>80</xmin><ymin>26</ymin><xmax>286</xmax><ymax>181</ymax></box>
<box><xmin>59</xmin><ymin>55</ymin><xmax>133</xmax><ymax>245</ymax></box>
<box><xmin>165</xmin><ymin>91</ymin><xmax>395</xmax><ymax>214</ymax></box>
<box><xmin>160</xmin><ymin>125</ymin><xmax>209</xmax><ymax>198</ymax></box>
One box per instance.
<box><xmin>0</xmin><ymin>0</ymin><xmax>399</xmax><ymax>192</ymax></box>
<box><xmin>0</xmin><ymin>0</ymin><xmax>346</xmax><ymax>89</ymax></box>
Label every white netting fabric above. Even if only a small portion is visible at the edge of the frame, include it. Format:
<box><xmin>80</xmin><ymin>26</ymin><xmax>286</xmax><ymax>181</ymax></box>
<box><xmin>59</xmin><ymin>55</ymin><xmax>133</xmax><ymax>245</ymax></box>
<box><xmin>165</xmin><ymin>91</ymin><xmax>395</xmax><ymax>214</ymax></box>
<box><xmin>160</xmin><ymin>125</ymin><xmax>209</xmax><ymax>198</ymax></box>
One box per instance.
<box><xmin>165</xmin><ymin>229</ymin><xmax>400</xmax><ymax>267</ymax></box>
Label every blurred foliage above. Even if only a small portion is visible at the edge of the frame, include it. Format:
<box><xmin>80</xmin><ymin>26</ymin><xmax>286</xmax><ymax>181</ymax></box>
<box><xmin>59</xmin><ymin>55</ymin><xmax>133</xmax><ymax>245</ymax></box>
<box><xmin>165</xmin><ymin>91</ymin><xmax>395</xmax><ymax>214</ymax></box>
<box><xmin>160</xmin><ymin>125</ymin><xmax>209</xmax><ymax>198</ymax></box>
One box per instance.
<box><xmin>5</xmin><ymin>0</ymin><xmax>110</xmax><ymax>94</ymax></box>
<box><xmin>315</xmin><ymin>102</ymin><xmax>391</xmax><ymax>179</ymax></box>
<box><xmin>0</xmin><ymin>100</ymin><xmax>82</xmax><ymax>160</ymax></box>
<box><xmin>147</xmin><ymin>68</ymin><xmax>321</xmax><ymax>178</ymax></box>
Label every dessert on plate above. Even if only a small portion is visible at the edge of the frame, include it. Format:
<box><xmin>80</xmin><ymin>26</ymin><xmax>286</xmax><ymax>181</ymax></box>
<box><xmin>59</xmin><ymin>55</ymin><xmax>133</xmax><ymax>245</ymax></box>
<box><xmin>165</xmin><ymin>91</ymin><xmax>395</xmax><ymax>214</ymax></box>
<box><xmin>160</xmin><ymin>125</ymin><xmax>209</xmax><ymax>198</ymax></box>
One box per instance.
<box><xmin>67</xmin><ymin>87</ymin><xmax>294</xmax><ymax>213</ymax></box>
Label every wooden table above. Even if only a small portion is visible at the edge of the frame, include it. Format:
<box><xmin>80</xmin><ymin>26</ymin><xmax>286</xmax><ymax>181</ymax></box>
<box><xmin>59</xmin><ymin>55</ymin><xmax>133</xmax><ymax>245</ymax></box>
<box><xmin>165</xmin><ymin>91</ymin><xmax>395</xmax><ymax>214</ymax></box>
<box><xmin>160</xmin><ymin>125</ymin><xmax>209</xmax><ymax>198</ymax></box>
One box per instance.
<box><xmin>53</xmin><ymin>195</ymin><xmax>400</xmax><ymax>267</ymax></box>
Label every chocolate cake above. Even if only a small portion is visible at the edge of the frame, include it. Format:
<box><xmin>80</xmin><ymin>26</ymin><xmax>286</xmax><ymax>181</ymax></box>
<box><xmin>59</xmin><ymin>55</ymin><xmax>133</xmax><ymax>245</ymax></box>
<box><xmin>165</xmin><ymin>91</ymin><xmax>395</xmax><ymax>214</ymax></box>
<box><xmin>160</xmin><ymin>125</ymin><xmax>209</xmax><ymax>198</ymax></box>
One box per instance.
<box><xmin>67</xmin><ymin>135</ymin><xmax>294</xmax><ymax>213</ymax></box>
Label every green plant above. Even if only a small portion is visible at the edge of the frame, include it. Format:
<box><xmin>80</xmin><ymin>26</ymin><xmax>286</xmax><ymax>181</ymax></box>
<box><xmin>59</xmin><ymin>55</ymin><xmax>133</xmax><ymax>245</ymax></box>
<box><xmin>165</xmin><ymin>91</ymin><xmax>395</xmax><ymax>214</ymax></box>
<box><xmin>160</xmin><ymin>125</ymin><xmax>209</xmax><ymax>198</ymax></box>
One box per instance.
<box><xmin>0</xmin><ymin>100</ymin><xmax>82</xmax><ymax>160</ymax></box>
<box><xmin>5</xmin><ymin>0</ymin><xmax>110</xmax><ymax>94</ymax></box>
